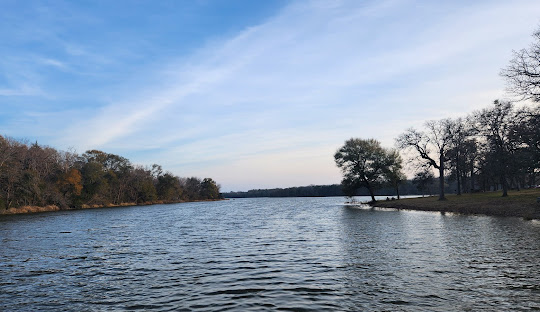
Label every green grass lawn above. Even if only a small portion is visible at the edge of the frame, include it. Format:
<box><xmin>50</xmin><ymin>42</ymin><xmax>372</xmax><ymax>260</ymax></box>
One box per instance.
<box><xmin>375</xmin><ymin>188</ymin><xmax>540</xmax><ymax>219</ymax></box>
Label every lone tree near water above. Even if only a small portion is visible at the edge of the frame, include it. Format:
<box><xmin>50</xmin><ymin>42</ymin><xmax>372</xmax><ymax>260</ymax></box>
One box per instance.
<box><xmin>334</xmin><ymin>138</ymin><xmax>403</xmax><ymax>202</ymax></box>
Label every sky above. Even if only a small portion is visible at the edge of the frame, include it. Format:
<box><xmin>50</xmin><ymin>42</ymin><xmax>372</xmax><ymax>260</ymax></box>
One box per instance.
<box><xmin>1</xmin><ymin>0</ymin><xmax>540</xmax><ymax>192</ymax></box>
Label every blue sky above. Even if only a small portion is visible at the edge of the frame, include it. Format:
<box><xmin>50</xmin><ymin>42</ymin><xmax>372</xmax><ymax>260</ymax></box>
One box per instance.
<box><xmin>1</xmin><ymin>0</ymin><xmax>540</xmax><ymax>191</ymax></box>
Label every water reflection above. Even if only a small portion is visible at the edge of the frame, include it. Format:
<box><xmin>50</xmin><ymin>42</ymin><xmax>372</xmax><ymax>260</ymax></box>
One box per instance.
<box><xmin>339</xmin><ymin>206</ymin><xmax>540</xmax><ymax>310</ymax></box>
<box><xmin>1</xmin><ymin>198</ymin><xmax>539</xmax><ymax>311</ymax></box>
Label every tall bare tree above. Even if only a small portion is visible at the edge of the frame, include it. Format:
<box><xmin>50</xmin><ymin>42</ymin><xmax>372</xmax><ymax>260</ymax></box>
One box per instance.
<box><xmin>473</xmin><ymin>100</ymin><xmax>519</xmax><ymax>197</ymax></box>
<box><xmin>501</xmin><ymin>27</ymin><xmax>540</xmax><ymax>102</ymax></box>
<box><xmin>446</xmin><ymin>118</ymin><xmax>479</xmax><ymax>195</ymax></box>
<box><xmin>396</xmin><ymin>119</ymin><xmax>454</xmax><ymax>200</ymax></box>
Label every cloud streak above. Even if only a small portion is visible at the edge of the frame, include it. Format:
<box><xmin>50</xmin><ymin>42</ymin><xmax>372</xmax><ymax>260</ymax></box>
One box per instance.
<box><xmin>2</xmin><ymin>0</ymin><xmax>540</xmax><ymax>191</ymax></box>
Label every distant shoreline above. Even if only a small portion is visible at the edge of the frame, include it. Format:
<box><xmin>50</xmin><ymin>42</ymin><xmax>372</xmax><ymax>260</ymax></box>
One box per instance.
<box><xmin>0</xmin><ymin>199</ymin><xmax>227</xmax><ymax>216</ymax></box>
<box><xmin>373</xmin><ymin>189</ymin><xmax>540</xmax><ymax>220</ymax></box>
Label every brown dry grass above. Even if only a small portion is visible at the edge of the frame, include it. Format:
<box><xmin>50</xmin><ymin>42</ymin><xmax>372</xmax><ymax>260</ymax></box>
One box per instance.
<box><xmin>1</xmin><ymin>198</ymin><xmax>226</xmax><ymax>215</ymax></box>
<box><xmin>80</xmin><ymin>202</ymin><xmax>138</xmax><ymax>209</ymax></box>
<box><xmin>375</xmin><ymin>188</ymin><xmax>540</xmax><ymax>219</ymax></box>
<box><xmin>4</xmin><ymin>205</ymin><xmax>61</xmax><ymax>214</ymax></box>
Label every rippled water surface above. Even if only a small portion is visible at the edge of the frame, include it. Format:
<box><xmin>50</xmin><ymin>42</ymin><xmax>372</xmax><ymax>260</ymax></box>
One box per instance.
<box><xmin>1</xmin><ymin>197</ymin><xmax>540</xmax><ymax>311</ymax></box>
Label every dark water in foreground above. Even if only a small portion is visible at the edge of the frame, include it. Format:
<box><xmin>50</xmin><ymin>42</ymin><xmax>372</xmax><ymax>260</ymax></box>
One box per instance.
<box><xmin>1</xmin><ymin>197</ymin><xmax>539</xmax><ymax>311</ymax></box>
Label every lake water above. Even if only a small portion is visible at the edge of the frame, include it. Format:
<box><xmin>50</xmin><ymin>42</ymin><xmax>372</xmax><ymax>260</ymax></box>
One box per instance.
<box><xmin>1</xmin><ymin>197</ymin><xmax>539</xmax><ymax>311</ymax></box>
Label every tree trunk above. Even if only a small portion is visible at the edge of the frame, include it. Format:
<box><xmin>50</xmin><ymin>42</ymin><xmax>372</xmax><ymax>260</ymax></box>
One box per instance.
<box><xmin>501</xmin><ymin>175</ymin><xmax>508</xmax><ymax>197</ymax></box>
<box><xmin>470</xmin><ymin>165</ymin><xmax>475</xmax><ymax>192</ymax></box>
<box><xmin>367</xmin><ymin>187</ymin><xmax>376</xmax><ymax>203</ymax></box>
<box><xmin>455</xmin><ymin>154</ymin><xmax>461</xmax><ymax>195</ymax></box>
<box><xmin>438</xmin><ymin>156</ymin><xmax>446</xmax><ymax>201</ymax></box>
<box><xmin>456</xmin><ymin>166</ymin><xmax>461</xmax><ymax>195</ymax></box>
<box><xmin>395</xmin><ymin>185</ymin><xmax>400</xmax><ymax>200</ymax></box>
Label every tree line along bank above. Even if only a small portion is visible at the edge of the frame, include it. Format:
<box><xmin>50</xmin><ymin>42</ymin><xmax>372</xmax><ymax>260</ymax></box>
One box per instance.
<box><xmin>0</xmin><ymin>138</ymin><xmax>221</xmax><ymax>213</ymax></box>
<box><xmin>335</xmin><ymin>101</ymin><xmax>539</xmax><ymax>202</ymax></box>
<box><xmin>334</xmin><ymin>26</ymin><xmax>540</xmax><ymax>202</ymax></box>
<box><xmin>222</xmin><ymin>181</ymin><xmax>450</xmax><ymax>199</ymax></box>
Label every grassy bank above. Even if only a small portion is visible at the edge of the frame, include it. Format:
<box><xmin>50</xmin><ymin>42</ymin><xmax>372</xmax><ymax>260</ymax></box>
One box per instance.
<box><xmin>374</xmin><ymin>188</ymin><xmax>540</xmax><ymax>220</ymax></box>
<box><xmin>0</xmin><ymin>198</ymin><xmax>226</xmax><ymax>216</ymax></box>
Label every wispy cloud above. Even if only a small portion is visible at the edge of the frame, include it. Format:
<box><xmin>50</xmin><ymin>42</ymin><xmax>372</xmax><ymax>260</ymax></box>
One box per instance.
<box><xmin>3</xmin><ymin>0</ymin><xmax>540</xmax><ymax>191</ymax></box>
<box><xmin>0</xmin><ymin>84</ymin><xmax>43</xmax><ymax>97</ymax></box>
<box><xmin>37</xmin><ymin>58</ymin><xmax>67</xmax><ymax>69</ymax></box>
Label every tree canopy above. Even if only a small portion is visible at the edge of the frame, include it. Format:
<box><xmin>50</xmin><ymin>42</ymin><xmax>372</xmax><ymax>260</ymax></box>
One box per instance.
<box><xmin>0</xmin><ymin>137</ymin><xmax>221</xmax><ymax>212</ymax></box>
<box><xmin>396</xmin><ymin>100</ymin><xmax>539</xmax><ymax>199</ymax></box>
<box><xmin>334</xmin><ymin>138</ymin><xmax>403</xmax><ymax>202</ymax></box>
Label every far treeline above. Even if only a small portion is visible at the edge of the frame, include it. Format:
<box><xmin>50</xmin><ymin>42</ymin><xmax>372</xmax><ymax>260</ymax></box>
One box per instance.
<box><xmin>335</xmin><ymin>27</ymin><xmax>540</xmax><ymax>202</ymax></box>
<box><xmin>223</xmin><ymin>181</ymin><xmax>448</xmax><ymax>198</ymax></box>
<box><xmin>0</xmin><ymin>137</ymin><xmax>221</xmax><ymax>212</ymax></box>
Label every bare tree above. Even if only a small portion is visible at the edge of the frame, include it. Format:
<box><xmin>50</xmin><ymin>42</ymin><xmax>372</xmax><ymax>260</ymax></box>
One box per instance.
<box><xmin>446</xmin><ymin>118</ymin><xmax>478</xmax><ymax>195</ymax></box>
<box><xmin>501</xmin><ymin>27</ymin><xmax>540</xmax><ymax>102</ymax></box>
<box><xmin>514</xmin><ymin>105</ymin><xmax>540</xmax><ymax>186</ymax></box>
<box><xmin>473</xmin><ymin>100</ymin><xmax>519</xmax><ymax>197</ymax></box>
<box><xmin>396</xmin><ymin>119</ymin><xmax>454</xmax><ymax>201</ymax></box>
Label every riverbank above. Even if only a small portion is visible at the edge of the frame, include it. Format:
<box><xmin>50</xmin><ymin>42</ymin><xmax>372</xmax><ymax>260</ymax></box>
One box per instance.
<box><xmin>0</xmin><ymin>198</ymin><xmax>226</xmax><ymax>215</ymax></box>
<box><xmin>374</xmin><ymin>188</ymin><xmax>540</xmax><ymax>220</ymax></box>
